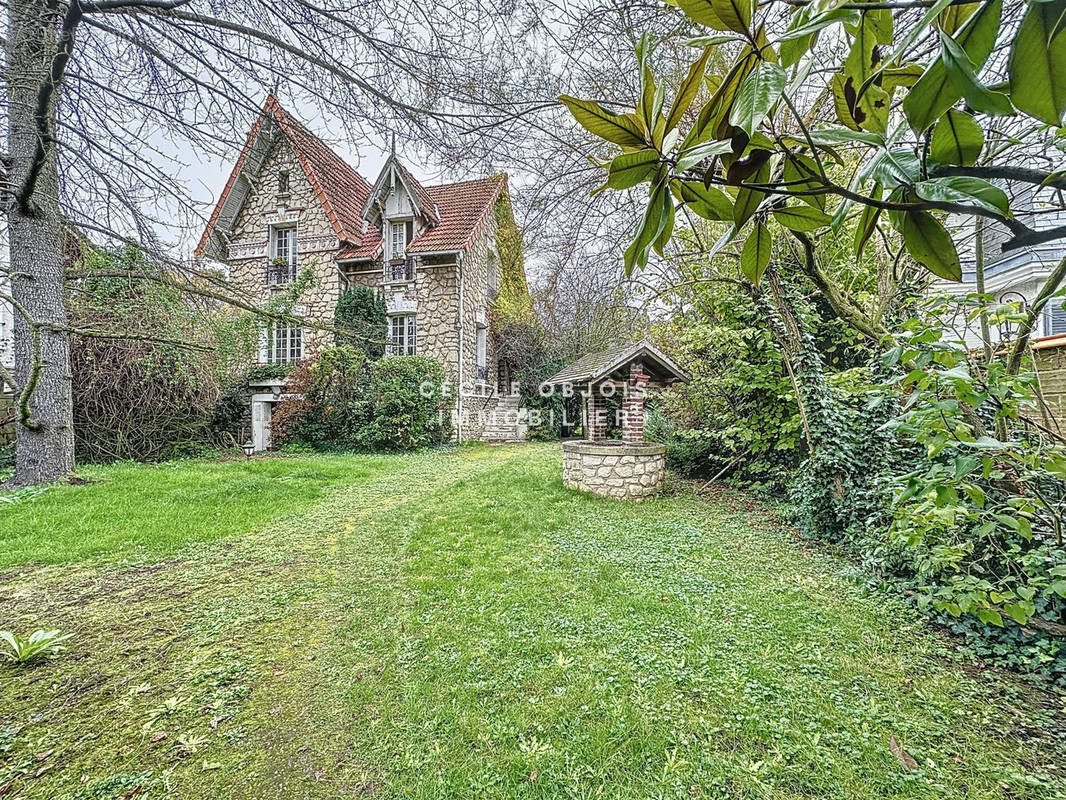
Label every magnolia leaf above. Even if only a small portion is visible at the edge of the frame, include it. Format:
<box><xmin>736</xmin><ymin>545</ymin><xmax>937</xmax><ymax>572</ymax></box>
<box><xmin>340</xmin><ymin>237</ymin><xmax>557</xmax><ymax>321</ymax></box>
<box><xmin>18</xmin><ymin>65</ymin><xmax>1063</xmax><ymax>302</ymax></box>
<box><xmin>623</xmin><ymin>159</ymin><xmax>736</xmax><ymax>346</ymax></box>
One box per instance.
<box><xmin>675</xmin><ymin>139</ymin><xmax>733</xmax><ymax>171</ymax></box>
<box><xmin>929</xmin><ymin>109</ymin><xmax>984</xmax><ymax>166</ymax></box>
<box><xmin>710</xmin><ymin>0</ymin><xmax>752</xmax><ymax>34</ymax></box>
<box><xmin>780</xmin><ymin>6</ymin><xmax>816</xmax><ymax>68</ymax></box>
<box><xmin>682</xmin><ymin>48</ymin><xmax>758</xmax><ymax>147</ymax></box>
<box><xmin>902</xmin><ymin>0</ymin><xmax>1002</xmax><ymax>132</ymax></box>
<box><xmin>623</xmin><ymin>181</ymin><xmax>671</xmax><ymax>275</ymax></box>
<box><xmin>939</xmin><ymin>31</ymin><xmax>1015</xmax><ymax>116</ymax></box>
<box><xmin>684</xmin><ymin>34</ymin><xmax>738</xmax><ymax>47</ymax></box>
<box><xmin>674</xmin><ymin>180</ymin><xmax>734</xmax><ymax>220</ymax></box>
<box><xmin>853</xmin><ymin>185</ymin><xmax>883</xmax><ymax>258</ymax></box>
<box><xmin>728</xmin><ymin>62</ymin><xmax>786</xmax><ymax>135</ymax></box>
<box><xmin>773</xmin><ymin>204</ymin><xmax>833</xmax><ymax>232</ymax></box>
<box><xmin>778</xmin><ymin>7</ymin><xmax>857</xmax><ymax>41</ymax></box>
<box><xmin>869</xmin><ymin>149</ymin><xmax>921</xmax><ymax>188</ymax></box>
<box><xmin>559</xmin><ymin>96</ymin><xmax>646</xmax><ymax>147</ymax></box>
<box><xmin>733</xmin><ymin>160</ymin><xmax>771</xmax><ymax>227</ymax></box>
<box><xmin>805</xmin><ymin>127</ymin><xmax>884</xmax><ymax>147</ymax></box>
<box><xmin>914</xmin><ymin>176</ymin><xmax>1010</xmax><ymax>217</ymax></box>
<box><xmin>653</xmin><ymin>191</ymin><xmax>676</xmax><ymax>256</ymax></box>
<box><xmin>782</xmin><ymin>154</ymin><xmax>826</xmax><ymax>210</ymax></box>
<box><xmin>741</xmin><ymin>222</ymin><xmax>772</xmax><ymax>284</ymax></box>
<box><xmin>901</xmin><ymin>210</ymin><xmax>962</xmax><ymax>281</ymax></box>
<box><xmin>665</xmin><ymin>48</ymin><xmax>714</xmax><ymax>133</ymax></box>
<box><xmin>1009</xmin><ymin>0</ymin><xmax>1066</xmax><ymax>125</ymax></box>
<box><xmin>938</xmin><ymin>1</ymin><xmax>980</xmax><ymax>35</ymax></box>
<box><xmin>607</xmin><ymin>150</ymin><xmax>661</xmax><ymax>190</ymax></box>
<box><xmin>677</xmin><ymin>0</ymin><xmax>730</xmax><ymax>30</ymax></box>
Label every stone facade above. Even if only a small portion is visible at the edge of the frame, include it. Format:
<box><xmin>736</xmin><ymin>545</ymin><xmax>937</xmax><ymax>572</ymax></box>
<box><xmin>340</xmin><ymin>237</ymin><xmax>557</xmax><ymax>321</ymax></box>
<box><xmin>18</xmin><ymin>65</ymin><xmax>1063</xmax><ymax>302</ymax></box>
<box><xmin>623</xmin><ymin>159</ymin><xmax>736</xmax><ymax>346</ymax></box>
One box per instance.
<box><xmin>562</xmin><ymin>441</ymin><xmax>666</xmax><ymax>500</ymax></box>
<box><xmin>201</xmin><ymin>98</ymin><xmax>522</xmax><ymax>445</ymax></box>
<box><xmin>225</xmin><ymin>135</ymin><xmax>344</xmax><ymax>358</ymax></box>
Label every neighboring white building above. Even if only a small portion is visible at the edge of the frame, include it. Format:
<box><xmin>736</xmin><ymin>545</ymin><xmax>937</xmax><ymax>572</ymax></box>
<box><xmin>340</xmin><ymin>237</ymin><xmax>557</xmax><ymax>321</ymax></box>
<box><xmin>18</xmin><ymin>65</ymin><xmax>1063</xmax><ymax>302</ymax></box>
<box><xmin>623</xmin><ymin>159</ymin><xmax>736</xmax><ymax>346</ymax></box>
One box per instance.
<box><xmin>936</xmin><ymin>186</ymin><xmax>1066</xmax><ymax>349</ymax></box>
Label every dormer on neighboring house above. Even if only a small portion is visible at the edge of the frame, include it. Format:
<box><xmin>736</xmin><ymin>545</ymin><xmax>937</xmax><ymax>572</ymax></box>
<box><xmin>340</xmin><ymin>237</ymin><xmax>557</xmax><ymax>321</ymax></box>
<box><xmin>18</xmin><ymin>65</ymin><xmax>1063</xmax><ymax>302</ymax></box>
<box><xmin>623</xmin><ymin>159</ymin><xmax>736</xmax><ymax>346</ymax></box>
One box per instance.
<box><xmin>935</xmin><ymin>182</ymin><xmax>1066</xmax><ymax>348</ymax></box>
<box><xmin>196</xmin><ymin>95</ymin><xmax>528</xmax><ymax>448</ymax></box>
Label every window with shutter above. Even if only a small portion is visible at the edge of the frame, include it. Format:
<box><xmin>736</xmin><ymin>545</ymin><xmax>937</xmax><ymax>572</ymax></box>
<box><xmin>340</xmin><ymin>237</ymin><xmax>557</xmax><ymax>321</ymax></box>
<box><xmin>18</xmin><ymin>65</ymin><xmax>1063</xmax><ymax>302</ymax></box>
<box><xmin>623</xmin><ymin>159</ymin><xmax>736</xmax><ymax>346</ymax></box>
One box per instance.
<box><xmin>1046</xmin><ymin>301</ymin><xmax>1066</xmax><ymax>336</ymax></box>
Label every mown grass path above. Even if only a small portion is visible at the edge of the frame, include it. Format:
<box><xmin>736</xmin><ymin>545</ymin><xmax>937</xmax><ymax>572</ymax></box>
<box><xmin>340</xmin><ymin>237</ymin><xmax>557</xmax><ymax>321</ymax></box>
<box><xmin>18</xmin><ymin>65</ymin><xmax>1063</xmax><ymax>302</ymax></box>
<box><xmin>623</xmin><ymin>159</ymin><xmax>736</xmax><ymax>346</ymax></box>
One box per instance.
<box><xmin>1</xmin><ymin>444</ymin><xmax>1064</xmax><ymax>799</ymax></box>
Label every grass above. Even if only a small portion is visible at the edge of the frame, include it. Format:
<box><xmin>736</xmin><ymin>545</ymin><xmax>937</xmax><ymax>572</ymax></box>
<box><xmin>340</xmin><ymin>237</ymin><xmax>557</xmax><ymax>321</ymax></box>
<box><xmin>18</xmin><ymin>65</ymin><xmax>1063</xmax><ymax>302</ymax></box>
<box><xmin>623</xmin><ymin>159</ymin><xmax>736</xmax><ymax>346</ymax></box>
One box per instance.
<box><xmin>0</xmin><ymin>453</ymin><xmax>398</xmax><ymax>567</ymax></box>
<box><xmin>1</xmin><ymin>444</ymin><xmax>1064</xmax><ymax>799</ymax></box>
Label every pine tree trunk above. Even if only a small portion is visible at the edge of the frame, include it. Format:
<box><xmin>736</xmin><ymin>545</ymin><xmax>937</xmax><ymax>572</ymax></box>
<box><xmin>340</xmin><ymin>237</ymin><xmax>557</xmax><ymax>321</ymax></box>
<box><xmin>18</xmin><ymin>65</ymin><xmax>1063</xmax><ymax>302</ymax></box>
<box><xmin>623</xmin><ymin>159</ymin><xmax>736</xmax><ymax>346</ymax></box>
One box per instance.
<box><xmin>4</xmin><ymin>0</ymin><xmax>76</xmax><ymax>486</ymax></box>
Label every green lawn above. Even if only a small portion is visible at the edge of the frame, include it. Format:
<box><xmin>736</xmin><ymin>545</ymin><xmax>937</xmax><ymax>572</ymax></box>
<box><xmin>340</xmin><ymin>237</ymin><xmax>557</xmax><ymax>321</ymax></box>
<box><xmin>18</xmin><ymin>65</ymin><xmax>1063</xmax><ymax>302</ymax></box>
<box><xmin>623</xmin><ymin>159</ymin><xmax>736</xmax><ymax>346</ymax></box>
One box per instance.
<box><xmin>1</xmin><ymin>444</ymin><xmax>1063</xmax><ymax>799</ymax></box>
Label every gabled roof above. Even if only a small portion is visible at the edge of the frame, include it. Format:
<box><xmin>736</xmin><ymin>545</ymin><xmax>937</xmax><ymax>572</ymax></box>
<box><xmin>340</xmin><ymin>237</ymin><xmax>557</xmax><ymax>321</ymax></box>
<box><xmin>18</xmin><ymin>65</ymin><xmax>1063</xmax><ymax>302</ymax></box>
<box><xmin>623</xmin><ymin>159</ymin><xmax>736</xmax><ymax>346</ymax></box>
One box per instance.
<box><xmin>196</xmin><ymin>95</ymin><xmax>372</xmax><ymax>258</ymax></box>
<box><xmin>362</xmin><ymin>153</ymin><xmax>440</xmax><ymax>227</ymax></box>
<box><xmin>407</xmin><ymin>176</ymin><xmax>506</xmax><ymax>254</ymax></box>
<box><xmin>198</xmin><ymin>96</ymin><xmax>510</xmax><ymax>264</ymax></box>
<box><xmin>544</xmin><ymin>341</ymin><xmax>690</xmax><ymax>387</ymax></box>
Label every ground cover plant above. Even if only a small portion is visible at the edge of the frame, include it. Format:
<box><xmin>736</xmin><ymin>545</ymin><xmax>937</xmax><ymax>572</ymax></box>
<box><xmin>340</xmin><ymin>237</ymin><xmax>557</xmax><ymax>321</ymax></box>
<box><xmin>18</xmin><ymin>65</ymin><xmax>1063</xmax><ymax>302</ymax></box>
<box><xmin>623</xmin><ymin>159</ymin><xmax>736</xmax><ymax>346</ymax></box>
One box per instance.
<box><xmin>1</xmin><ymin>445</ymin><xmax>1064</xmax><ymax>799</ymax></box>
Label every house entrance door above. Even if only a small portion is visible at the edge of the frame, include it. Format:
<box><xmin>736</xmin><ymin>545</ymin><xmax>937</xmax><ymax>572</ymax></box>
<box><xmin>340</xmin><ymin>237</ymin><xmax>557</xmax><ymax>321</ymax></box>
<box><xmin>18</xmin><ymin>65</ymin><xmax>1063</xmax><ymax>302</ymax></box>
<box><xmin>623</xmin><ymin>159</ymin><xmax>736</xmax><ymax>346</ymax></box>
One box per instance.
<box><xmin>251</xmin><ymin>400</ymin><xmax>272</xmax><ymax>452</ymax></box>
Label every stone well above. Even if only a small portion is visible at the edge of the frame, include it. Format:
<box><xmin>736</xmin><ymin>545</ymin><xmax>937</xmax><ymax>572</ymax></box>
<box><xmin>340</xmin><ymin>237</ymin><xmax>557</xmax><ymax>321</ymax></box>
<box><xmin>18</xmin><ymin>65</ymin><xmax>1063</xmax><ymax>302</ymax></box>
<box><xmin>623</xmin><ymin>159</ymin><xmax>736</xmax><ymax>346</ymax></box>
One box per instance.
<box><xmin>562</xmin><ymin>440</ymin><xmax>666</xmax><ymax>500</ymax></box>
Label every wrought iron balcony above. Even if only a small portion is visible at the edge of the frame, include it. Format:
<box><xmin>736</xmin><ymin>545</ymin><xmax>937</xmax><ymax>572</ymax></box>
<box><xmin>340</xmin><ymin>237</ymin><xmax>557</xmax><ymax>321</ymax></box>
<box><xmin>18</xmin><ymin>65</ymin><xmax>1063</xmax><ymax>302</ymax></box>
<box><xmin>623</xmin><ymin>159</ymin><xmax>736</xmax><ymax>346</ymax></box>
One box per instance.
<box><xmin>385</xmin><ymin>257</ymin><xmax>415</xmax><ymax>283</ymax></box>
<box><xmin>267</xmin><ymin>261</ymin><xmax>298</xmax><ymax>285</ymax></box>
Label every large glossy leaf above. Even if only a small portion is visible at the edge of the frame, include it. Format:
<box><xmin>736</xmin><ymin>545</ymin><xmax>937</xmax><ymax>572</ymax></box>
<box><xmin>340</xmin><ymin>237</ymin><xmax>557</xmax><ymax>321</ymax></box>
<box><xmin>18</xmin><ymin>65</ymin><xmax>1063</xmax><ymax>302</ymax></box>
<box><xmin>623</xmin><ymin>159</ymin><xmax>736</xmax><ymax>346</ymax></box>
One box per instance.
<box><xmin>773</xmin><ymin>204</ymin><xmax>833</xmax><ymax>232</ymax></box>
<box><xmin>674</xmin><ymin>180</ymin><xmax>734</xmax><ymax>220</ymax></box>
<box><xmin>682</xmin><ymin>48</ymin><xmax>757</xmax><ymax>147</ymax></box>
<box><xmin>901</xmin><ymin>210</ymin><xmax>962</xmax><ymax>280</ymax></box>
<box><xmin>741</xmin><ymin>222</ymin><xmax>772</xmax><ymax>284</ymax></box>
<box><xmin>868</xmin><ymin>149</ymin><xmax>921</xmax><ymax>187</ymax></box>
<box><xmin>728</xmin><ymin>62</ymin><xmax>786</xmax><ymax>135</ymax></box>
<box><xmin>939</xmin><ymin>31</ymin><xmax>1014</xmax><ymax>116</ymax></box>
<box><xmin>853</xmin><ymin>185</ymin><xmax>883</xmax><ymax>258</ymax></box>
<box><xmin>938</xmin><ymin>1</ymin><xmax>979</xmax><ymax>35</ymax></box>
<box><xmin>1009</xmin><ymin>0</ymin><xmax>1066</xmax><ymax>125</ymax></box>
<box><xmin>559</xmin><ymin>96</ymin><xmax>646</xmax><ymax>147</ymax></box>
<box><xmin>607</xmin><ymin>150</ymin><xmax>661</xmax><ymax>190</ymax></box>
<box><xmin>914</xmin><ymin>176</ymin><xmax>1011</xmax><ymax>216</ymax></box>
<box><xmin>677</xmin><ymin>0</ymin><xmax>729</xmax><ymax>30</ymax></box>
<box><xmin>623</xmin><ymin>181</ymin><xmax>671</xmax><ymax>275</ymax></box>
<box><xmin>733</xmin><ymin>160</ymin><xmax>771</xmax><ymax>228</ymax></box>
<box><xmin>780</xmin><ymin>5</ymin><xmax>815</xmax><ymax>68</ymax></box>
<box><xmin>665</xmin><ymin>47</ymin><xmax>714</xmax><ymax>133</ymax></box>
<box><xmin>675</xmin><ymin>139</ymin><xmax>733</xmax><ymax>171</ymax></box>
<box><xmin>711</xmin><ymin>0</ymin><xmax>752</xmax><ymax>34</ymax></box>
<box><xmin>778</xmin><ymin>7</ymin><xmax>857</xmax><ymax>41</ymax></box>
<box><xmin>929</xmin><ymin>109</ymin><xmax>984</xmax><ymax>166</ymax></box>
<box><xmin>805</xmin><ymin>127</ymin><xmax>885</xmax><ymax>146</ymax></box>
<box><xmin>902</xmin><ymin>0</ymin><xmax>1002</xmax><ymax>132</ymax></box>
<box><xmin>782</xmin><ymin>154</ymin><xmax>826</xmax><ymax>210</ymax></box>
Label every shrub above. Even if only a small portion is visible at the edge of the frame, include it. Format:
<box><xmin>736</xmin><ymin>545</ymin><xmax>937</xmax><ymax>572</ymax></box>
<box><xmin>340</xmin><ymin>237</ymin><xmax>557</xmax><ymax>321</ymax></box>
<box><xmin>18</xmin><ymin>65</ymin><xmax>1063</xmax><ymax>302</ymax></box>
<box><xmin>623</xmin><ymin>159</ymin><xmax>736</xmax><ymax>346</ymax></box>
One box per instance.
<box><xmin>272</xmin><ymin>347</ymin><xmax>449</xmax><ymax>451</ymax></box>
<box><xmin>334</xmin><ymin>288</ymin><xmax>387</xmax><ymax>360</ymax></box>
<box><xmin>69</xmin><ymin>248</ymin><xmax>235</xmax><ymax>463</ymax></box>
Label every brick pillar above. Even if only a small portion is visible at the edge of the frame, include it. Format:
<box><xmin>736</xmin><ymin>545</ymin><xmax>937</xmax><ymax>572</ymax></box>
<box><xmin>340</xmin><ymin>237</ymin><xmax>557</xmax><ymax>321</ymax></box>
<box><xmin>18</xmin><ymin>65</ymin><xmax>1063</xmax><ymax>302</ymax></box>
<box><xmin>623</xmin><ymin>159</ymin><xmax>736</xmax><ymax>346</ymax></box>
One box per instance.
<box><xmin>622</xmin><ymin>362</ymin><xmax>648</xmax><ymax>444</ymax></box>
<box><xmin>586</xmin><ymin>389</ymin><xmax>608</xmax><ymax>441</ymax></box>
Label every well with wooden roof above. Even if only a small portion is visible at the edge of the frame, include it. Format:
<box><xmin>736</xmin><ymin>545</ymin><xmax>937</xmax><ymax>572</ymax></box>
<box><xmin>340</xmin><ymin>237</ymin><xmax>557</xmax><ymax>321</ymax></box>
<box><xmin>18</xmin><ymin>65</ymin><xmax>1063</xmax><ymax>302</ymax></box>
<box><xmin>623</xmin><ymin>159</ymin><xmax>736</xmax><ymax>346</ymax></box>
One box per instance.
<box><xmin>542</xmin><ymin>340</ymin><xmax>689</xmax><ymax>500</ymax></box>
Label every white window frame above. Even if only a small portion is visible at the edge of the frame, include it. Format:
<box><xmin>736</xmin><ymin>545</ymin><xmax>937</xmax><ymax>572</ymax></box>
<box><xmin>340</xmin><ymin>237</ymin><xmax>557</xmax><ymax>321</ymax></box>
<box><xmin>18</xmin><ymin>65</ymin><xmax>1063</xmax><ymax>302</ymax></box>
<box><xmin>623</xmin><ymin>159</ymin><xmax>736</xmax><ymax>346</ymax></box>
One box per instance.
<box><xmin>387</xmin><ymin>314</ymin><xmax>417</xmax><ymax>356</ymax></box>
<box><xmin>265</xmin><ymin>322</ymin><xmax>303</xmax><ymax>364</ymax></box>
<box><xmin>389</xmin><ymin>221</ymin><xmax>407</xmax><ymax>260</ymax></box>
<box><xmin>270</xmin><ymin>224</ymin><xmax>298</xmax><ymax>284</ymax></box>
<box><xmin>476</xmin><ymin>326</ymin><xmax>488</xmax><ymax>382</ymax></box>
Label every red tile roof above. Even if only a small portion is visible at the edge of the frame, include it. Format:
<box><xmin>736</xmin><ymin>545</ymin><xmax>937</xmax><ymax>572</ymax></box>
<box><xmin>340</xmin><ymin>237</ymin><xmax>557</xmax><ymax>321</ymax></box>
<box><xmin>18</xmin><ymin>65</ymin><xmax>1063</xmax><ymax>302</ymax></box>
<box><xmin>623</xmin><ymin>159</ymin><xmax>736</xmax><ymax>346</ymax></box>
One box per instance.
<box><xmin>407</xmin><ymin>176</ymin><xmax>506</xmax><ymax>254</ymax></box>
<box><xmin>199</xmin><ymin>96</ymin><xmax>505</xmax><ymax>262</ymax></box>
<box><xmin>270</xmin><ymin>100</ymin><xmax>371</xmax><ymax>244</ymax></box>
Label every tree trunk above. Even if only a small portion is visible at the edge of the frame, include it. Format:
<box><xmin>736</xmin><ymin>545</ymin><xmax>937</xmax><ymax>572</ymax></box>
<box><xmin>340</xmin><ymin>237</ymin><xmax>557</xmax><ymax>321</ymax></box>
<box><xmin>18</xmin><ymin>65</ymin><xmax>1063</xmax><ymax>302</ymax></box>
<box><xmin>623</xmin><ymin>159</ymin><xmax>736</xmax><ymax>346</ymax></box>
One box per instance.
<box><xmin>4</xmin><ymin>0</ymin><xmax>76</xmax><ymax>486</ymax></box>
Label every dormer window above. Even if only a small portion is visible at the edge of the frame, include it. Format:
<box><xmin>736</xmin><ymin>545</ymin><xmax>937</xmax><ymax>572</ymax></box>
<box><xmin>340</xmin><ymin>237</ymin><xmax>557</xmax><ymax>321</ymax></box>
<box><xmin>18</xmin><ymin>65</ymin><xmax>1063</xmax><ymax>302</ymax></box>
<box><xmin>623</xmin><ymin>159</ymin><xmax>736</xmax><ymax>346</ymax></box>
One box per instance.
<box><xmin>390</xmin><ymin>221</ymin><xmax>406</xmax><ymax>260</ymax></box>
<box><xmin>278</xmin><ymin>169</ymin><xmax>291</xmax><ymax>195</ymax></box>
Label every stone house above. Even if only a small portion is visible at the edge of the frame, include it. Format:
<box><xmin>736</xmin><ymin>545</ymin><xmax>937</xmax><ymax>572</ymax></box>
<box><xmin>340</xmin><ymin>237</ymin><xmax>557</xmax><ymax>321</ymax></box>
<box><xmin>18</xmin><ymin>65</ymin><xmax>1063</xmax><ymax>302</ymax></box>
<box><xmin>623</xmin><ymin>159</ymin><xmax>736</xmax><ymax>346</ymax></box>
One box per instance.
<box><xmin>196</xmin><ymin>96</ymin><xmax>525</xmax><ymax>448</ymax></box>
